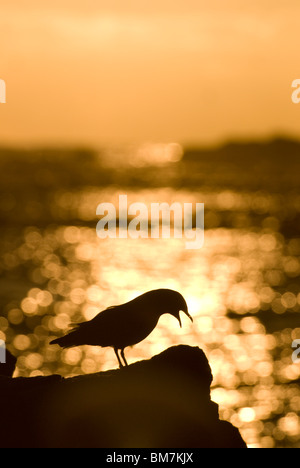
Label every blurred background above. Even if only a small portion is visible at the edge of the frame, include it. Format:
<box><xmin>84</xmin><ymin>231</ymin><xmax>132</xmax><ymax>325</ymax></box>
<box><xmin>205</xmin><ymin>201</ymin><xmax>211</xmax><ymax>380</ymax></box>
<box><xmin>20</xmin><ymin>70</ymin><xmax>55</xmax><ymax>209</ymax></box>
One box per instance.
<box><xmin>1</xmin><ymin>0</ymin><xmax>300</xmax><ymax>448</ymax></box>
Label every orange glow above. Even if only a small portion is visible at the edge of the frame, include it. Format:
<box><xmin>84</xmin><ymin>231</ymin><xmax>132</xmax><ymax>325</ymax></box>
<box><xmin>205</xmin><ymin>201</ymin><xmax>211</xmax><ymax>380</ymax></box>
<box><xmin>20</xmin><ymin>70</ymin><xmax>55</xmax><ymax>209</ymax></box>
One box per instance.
<box><xmin>1</xmin><ymin>2</ymin><xmax>300</xmax><ymax>147</ymax></box>
<box><xmin>1</xmin><ymin>2</ymin><xmax>300</xmax><ymax>449</ymax></box>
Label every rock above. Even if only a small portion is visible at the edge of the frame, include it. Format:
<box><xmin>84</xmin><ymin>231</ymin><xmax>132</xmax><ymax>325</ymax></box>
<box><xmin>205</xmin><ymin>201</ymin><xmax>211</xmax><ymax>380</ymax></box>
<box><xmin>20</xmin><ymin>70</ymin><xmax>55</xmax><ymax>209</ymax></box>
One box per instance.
<box><xmin>0</xmin><ymin>345</ymin><xmax>246</xmax><ymax>448</ymax></box>
<box><xmin>0</xmin><ymin>348</ymin><xmax>17</xmax><ymax>377</ymax></box>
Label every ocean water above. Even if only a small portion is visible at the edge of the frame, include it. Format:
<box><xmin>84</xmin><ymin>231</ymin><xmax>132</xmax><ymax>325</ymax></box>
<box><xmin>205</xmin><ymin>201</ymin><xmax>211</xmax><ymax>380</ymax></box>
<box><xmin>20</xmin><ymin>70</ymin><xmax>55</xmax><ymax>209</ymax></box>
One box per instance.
<box><xmin>0</xmin><ymin>145</ymin><xmax>300</xmax><ymax>447</ymax></box>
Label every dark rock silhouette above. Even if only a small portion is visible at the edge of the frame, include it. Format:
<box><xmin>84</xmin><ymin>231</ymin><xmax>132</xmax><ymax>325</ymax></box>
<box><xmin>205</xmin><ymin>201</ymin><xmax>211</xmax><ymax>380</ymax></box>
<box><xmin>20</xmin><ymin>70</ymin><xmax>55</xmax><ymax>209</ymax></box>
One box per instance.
<box><xmin>50</xmin><ymin>289</ymin><xmax>192</xmax><ymax>368</ymax></box>
<box><xmin>0</xmin><ymin>345</ymin><xmax>246</xmax><ymax>448</ymax></box>
<box><xmin>0</xmin><ymin>349</ymin><xmax>17</xmax><ymax>377</ymax></box>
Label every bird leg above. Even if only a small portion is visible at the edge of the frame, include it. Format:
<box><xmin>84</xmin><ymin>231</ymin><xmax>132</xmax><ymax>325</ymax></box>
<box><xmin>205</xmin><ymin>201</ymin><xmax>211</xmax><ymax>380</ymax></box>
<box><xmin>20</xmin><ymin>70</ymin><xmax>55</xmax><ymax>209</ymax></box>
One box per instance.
<box><xmin>114</xmin><ymin>347</ymin><xmax>124</xmax><ymax>368</ymax></box>
<box><xmin>120</xmin><ymin>348</ymin><xmax>128</xmax><ymax>367</ymax></box>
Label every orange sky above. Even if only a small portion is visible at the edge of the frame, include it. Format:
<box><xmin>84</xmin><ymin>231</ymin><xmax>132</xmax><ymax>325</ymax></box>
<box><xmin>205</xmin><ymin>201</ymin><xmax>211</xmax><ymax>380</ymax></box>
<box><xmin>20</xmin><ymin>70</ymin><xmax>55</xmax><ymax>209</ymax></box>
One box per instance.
<box><xmin>0</xmin><ymin>1</ymin><xmax>300</xmax><ymax>148</ymax></box>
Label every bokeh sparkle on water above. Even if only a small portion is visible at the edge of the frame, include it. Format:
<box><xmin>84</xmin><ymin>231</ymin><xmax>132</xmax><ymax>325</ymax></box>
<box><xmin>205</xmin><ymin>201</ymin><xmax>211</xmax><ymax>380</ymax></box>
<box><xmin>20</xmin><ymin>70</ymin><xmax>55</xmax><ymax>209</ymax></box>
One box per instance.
<box><xmin>1</xmin><ymin>185</ymin><xmax>300</xmax><ymax>448</ymax></box>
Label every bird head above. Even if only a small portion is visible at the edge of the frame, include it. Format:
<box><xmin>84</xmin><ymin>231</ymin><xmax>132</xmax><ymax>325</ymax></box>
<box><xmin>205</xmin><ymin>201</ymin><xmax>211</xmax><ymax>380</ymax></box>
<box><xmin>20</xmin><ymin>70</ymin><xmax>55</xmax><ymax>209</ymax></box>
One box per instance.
<box><xmin>135</xmin><ymin>289</ymin><xmax>193</xmax><ymax>328</ymax></box>
<box><xmin>162</xmin><ymin>290</ymin><xmax>193</xmax><ymax>328</ymax></box>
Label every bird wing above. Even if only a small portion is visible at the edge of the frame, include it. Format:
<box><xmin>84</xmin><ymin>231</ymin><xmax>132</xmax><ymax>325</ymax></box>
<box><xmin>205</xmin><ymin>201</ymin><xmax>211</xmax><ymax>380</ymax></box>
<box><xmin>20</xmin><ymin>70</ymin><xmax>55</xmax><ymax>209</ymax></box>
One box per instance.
<box><xmin>50</xmin><ymin>306</ymin><xmax>126</xmax><ymax>348</ymax></box>
<box><xmin>50</xmin><ymin>297</ymin><xmax>162</xmax><ymax>350</ymax></box>
<box><xmin>88</xmin><ymin>303</ymin><xmax>160</xmax><ymax>349</ymax></box>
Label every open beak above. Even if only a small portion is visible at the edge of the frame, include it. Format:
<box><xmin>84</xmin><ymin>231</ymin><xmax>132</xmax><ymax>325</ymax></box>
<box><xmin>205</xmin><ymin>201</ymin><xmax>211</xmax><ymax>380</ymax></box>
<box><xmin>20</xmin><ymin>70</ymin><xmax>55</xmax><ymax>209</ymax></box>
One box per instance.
<box><xmin>178</xmin><ymin>309</ymin><xmax>193</xmax><ymax>328</ymax></box>
<box><xmin>184</xmin><ymin>309</ymin><xmax>193</xmax><ymax>323</ymax></box>
<box><xmin>186</xmin><ymin>311</ymin><xmax>193</xmax><ymax>322</ymax></box>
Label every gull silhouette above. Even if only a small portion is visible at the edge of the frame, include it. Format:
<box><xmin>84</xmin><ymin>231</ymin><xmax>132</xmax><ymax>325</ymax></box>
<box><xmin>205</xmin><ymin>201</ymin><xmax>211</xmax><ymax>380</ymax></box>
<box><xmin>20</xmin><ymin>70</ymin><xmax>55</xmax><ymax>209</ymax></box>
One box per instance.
<box><xmin>50</xmin><ymin>288</ymin><xmax>192</xmax><ymax>368</ymax></box>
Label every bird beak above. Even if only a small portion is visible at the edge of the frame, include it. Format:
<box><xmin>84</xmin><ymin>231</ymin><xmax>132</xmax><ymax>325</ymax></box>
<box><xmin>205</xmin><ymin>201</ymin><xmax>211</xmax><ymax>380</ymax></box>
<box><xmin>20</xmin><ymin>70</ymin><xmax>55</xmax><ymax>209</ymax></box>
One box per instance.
<box><xmin>178</xmin><ymin>309</ymin><xmax>193</xmax><ymax>327</ymax></box>
<box><xmin>184</xmin><ymin>310</ymin><xmax>193</xmax><ymax>323</ymax></box>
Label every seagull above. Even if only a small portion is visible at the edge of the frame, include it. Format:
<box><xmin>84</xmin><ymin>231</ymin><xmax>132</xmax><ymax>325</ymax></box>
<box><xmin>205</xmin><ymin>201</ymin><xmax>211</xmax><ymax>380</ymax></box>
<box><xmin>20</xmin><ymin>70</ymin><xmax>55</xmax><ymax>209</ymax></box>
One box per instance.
<box><xmin>50</xmin><ymin>288</ymin><xmax>192</xmax><ymax>368</ymax></box>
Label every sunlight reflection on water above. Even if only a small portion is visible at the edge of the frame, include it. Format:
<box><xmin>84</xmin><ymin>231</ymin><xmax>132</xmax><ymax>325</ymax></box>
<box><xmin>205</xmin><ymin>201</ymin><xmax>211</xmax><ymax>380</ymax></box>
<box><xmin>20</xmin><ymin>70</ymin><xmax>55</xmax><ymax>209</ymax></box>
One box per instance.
<box><xmin>1</xmin><ymin>188</ymin><xmax>300</xmax><ymax>448</ymax></box>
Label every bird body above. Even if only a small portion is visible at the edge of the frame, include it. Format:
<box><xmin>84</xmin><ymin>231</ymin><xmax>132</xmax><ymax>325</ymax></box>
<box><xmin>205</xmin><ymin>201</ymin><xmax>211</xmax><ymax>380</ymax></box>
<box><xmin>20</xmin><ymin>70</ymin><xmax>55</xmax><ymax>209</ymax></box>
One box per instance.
<box><xmin>50</xmin><ymin>289</ymin><xmax>192</xmax><ymax>367</ymax></box>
